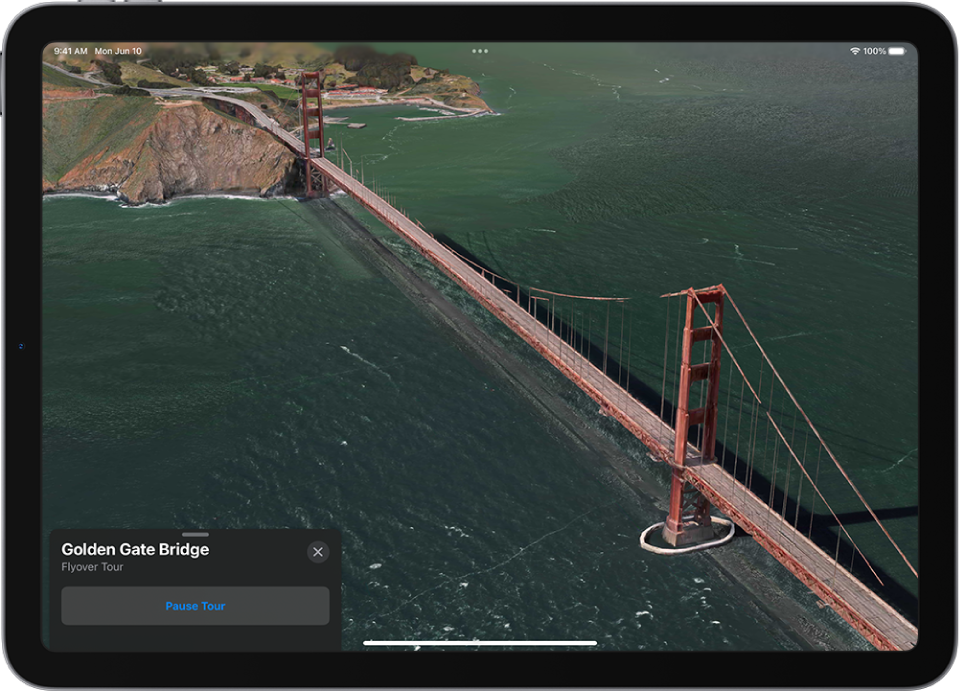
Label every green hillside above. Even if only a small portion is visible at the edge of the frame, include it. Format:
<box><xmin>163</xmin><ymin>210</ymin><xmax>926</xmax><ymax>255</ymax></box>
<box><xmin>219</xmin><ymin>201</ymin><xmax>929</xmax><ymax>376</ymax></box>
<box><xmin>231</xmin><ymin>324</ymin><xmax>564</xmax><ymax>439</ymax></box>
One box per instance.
<box><xmin>211</xmin><ymin>42</ymin><xmax>330</xmax><ymax>68</ymax></box>
<box><xmin>119</xmin><ymin>62</ymin><xmax>192</xmax><ymax>88</ymax></box>
<box><xmin>42</xmin><ymin>64</ymin><xmax>93</xmax><ymax>90</ymax></box>
<box><xmin>43</xmin><ymin>96</ymin><xmax>161</xmax><ymax>183</ymax></box>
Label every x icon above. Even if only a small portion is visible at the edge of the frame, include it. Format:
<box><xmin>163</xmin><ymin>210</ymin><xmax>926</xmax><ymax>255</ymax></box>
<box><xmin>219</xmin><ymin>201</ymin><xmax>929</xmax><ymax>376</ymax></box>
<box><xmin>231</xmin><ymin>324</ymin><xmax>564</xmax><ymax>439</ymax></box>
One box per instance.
<box><xmin>307</xmin><ymin>541</ymin><xmax>330</xmax><ymax>563</ymax></box>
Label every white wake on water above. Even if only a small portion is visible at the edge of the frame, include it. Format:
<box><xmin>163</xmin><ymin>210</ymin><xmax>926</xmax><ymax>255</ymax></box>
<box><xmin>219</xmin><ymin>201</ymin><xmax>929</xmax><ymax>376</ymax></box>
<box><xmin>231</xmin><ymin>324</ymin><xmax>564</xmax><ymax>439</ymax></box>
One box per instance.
<box><xmin>339</xmin><ymin>346</ymin><xmax>396</xmax><ymax>386</ymax></box>
<box><xmin>882</xmin><ymin>448</ymin><xmax>917</xmax><ymax>473</ymax></box>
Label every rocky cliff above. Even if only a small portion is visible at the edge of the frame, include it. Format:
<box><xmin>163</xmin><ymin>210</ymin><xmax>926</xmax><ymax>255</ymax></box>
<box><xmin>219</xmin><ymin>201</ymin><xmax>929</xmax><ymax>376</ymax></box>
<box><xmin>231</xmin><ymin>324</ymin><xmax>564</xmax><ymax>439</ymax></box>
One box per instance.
<box><xmin>44</xmin><ymin>98</ymin><xmax>300</xmax><ymax>205</ymax></box>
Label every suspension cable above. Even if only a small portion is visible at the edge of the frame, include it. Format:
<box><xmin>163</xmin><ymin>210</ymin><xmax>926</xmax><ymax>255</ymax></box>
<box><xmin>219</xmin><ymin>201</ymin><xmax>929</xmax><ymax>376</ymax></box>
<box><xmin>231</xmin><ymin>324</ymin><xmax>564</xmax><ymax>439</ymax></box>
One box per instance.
<box><xmin>723</xmin><ymin>290</ymin><xmax>918</xmax><ymax>579</ymax></box>
<box><xmin>688</xmin><ymin>287</ymin><xmax>916</xmax><ymax>580</ymax></box>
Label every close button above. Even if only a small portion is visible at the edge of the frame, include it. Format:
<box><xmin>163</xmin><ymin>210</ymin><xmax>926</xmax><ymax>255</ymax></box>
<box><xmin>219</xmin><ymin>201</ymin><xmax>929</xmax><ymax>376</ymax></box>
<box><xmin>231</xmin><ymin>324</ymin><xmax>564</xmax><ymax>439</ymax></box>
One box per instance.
<box><xmin>307</xmin><ymin>541</ymin><xmax>329</xmax><ymax>564</ymax></box>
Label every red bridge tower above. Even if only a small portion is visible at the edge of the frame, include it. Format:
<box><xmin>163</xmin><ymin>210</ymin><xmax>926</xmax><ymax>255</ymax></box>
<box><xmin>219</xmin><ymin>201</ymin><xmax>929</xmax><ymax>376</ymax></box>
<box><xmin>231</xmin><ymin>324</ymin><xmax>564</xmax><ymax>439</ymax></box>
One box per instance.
<box><xmin>300</xmin><ymin>71</ymin><xmax>326</xmax><ymax>197</ymax></box>
<box><xmin>663</xmin><ymin>286</ymin><xmax>725</xmax><ymax>546</ymax></box>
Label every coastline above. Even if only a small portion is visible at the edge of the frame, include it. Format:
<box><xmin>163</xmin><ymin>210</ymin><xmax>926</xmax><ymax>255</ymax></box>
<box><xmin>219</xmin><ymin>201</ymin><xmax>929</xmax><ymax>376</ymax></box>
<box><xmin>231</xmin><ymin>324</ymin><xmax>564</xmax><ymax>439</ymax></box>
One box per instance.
<box><xmin>42</xmin><ymin>190</ymin><xmax>120</xmax><ymax>202</ymax></box>
<box><xmin>42</xmin><ymin>188</ymin><xmax>297</xmax><ymax>207</ymax></box>
<box><xmin>42</xmin><ymin>89</ymin><xmax>494</xmax><ymax>209</ymax></box>
<box><xmin>323</xmin><ymin>95</ymin><xmax>494</xmax><ymax>120</ymax></box>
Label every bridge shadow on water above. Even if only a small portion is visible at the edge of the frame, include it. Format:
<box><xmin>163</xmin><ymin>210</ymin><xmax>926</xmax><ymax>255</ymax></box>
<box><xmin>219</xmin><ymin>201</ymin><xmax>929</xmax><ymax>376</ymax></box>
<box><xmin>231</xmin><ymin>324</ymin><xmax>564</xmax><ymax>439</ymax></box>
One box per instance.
<box><xmin>434</xmin><ymin>234</ymin><xmax>671</xmax><ymax>416</ymax></box>
<box><xmin>434</xmin><ymin>235</ymin><xmax>918</xmax><ymax>627</ymax></box>
<box><xmin>432</xmin><ymin>234</ymin><xmax>913</xmax><ymax>462</ymax></box>
<box><xmin>717</xmin><ymin>451</ymin><xmax>919</xmax><ymax>625</ymax></box>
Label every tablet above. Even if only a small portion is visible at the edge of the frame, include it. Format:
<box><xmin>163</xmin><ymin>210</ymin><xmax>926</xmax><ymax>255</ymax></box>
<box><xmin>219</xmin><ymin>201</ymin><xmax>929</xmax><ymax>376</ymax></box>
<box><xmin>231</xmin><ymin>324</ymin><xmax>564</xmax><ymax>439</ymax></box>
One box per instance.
<box><xmin>3</xmin><ymin>1</ymin><xmax>955</xmax><ymax>688</ymax></box>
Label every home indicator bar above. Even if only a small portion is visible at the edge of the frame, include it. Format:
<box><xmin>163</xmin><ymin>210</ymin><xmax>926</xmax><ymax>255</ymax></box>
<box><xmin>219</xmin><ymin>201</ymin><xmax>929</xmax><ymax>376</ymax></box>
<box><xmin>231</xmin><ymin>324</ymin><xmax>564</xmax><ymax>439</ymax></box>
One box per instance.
<box><xmin>364</xmin><ymin>640</ymin><xmax>598</xmax><ymax>646</ymax></box>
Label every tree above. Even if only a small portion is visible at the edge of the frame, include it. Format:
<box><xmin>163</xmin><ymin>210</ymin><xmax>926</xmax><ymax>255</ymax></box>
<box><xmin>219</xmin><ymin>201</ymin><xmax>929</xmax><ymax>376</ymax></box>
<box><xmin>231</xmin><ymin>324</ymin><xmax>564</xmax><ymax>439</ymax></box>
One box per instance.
<box><xmin>104</xmin><ymin>85</ymin><xmax>150</xmax><ymax>97</ymax></box>
<box><xmin>144</xmin><ymin>46</ymin><xmax>207</xmax><ymax>79</ymax></box>
<box><xmin>391</xmin><ymin>52</ymin><xmax>418</xmax><ymax>66</ymax></box>
<box><xmin>224</xmin><ymin>61</ymin><xmax>240</xmax><ymax>76</ymax></box>
<box><xmin>334</xmin><ymin>44</ymin><xmax>377</xmax><ymax>72</ymax></box>
<box><xmin>355</xmin><ymin>60</ymin><xmax>414</xmax><ymax>91</ymax></box>
<box><xmin>96</xmin><ymin>60</ymin><xmax>124</xmax><ymax>85</ymax></box>
<box><xmin>188</xmin><ymin>68</ymin><xmax>212</xmax><ymax>86</ymax></box>
<box><xmin>137</xmin><ymin>79</ymin><xmax>176</xmax><ymax>89</ymax></box>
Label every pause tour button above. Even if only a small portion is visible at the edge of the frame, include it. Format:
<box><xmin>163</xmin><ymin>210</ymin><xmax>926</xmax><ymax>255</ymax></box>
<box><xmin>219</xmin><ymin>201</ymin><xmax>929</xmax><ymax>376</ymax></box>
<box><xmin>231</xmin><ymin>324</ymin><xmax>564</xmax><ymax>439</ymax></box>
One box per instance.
<box><xmin>62</xmin><ymin>586</ymin><xmax>329</xmax><ymax>626</ymax></box>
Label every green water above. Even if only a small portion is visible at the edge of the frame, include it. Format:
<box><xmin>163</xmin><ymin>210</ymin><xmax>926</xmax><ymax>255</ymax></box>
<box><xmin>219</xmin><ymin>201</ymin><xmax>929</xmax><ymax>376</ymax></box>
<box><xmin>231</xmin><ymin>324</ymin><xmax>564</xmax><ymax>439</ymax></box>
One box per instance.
<box><xmin>43</xmin><ymin>43</ymin><xmax>917</xmax><ymax>650</ymax></box>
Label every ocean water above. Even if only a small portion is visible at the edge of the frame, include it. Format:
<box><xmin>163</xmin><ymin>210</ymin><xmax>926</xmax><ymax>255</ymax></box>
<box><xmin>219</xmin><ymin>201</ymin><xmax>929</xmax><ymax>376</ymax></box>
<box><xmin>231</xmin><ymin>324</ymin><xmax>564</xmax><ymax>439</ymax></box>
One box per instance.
<box><xmin>42</xmin><ymin>43</ymin><xmax>917</xmax><ymax>650</ymax></box>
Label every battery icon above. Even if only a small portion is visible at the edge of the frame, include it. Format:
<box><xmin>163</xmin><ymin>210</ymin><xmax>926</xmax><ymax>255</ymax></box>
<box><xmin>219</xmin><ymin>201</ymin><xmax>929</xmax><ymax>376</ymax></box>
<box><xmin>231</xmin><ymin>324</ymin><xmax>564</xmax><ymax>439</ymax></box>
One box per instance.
<box><xmin>889</xmin><ymin>47</ymin><xmax>906</xmax><ymax>56</ymax></box>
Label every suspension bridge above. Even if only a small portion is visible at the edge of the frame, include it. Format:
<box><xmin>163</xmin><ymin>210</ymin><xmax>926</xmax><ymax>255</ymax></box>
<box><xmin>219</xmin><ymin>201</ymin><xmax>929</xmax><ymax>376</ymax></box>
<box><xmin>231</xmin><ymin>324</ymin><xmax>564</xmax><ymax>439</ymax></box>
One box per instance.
<box><xmin>207</xmin><ymin>72</ymin><xmax>919</xmax><ymax>651</ymax></box>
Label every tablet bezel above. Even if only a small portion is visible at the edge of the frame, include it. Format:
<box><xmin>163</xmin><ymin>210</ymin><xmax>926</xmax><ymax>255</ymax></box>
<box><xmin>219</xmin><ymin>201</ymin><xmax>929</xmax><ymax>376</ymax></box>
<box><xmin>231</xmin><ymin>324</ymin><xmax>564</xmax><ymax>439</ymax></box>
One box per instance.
<box><xmin>5</xmin><ymin>2</ymin><xmax>955</xmax><ymax>687</ymax></box>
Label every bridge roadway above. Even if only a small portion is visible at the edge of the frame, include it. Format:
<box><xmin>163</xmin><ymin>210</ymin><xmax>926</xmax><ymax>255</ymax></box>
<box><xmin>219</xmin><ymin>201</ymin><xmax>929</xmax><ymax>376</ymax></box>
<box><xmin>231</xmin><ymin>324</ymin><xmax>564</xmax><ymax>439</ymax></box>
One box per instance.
<box><xmin>52</xmin><ymin>67</ymin><xmax>915</xmax><ymax>651</ymax></box>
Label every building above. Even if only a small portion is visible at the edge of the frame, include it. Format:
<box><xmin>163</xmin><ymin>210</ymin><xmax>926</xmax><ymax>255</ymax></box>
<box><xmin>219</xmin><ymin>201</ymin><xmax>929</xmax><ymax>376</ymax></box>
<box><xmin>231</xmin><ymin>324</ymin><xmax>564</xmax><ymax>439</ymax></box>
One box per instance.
<box><xmin>324</xmin><ymin>88</ymin><xmax>387</xmax><ymax>100</ymax></box>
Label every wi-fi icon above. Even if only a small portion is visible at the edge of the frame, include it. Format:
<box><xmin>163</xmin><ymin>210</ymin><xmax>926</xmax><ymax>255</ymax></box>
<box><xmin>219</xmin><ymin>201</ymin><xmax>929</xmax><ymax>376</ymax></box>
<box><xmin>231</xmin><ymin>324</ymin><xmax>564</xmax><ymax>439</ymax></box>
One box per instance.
<box><xmin>850</xmin><ymin>47</ymin><xmax>861</xmax><ymax>55</ymax></box>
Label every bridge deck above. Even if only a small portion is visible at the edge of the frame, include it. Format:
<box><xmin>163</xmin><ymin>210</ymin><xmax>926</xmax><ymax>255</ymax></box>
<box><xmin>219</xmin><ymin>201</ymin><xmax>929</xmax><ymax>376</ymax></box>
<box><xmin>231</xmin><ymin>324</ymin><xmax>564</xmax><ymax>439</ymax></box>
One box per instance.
<box><xmin>688</xmin><ymin>463</ymin><xmax>917</xmax><ymax>651</ymax></box>
<box><xmin>205</xmin><ymin>96</ymin><xmax>917</xmax><ymax>652</ymax></box>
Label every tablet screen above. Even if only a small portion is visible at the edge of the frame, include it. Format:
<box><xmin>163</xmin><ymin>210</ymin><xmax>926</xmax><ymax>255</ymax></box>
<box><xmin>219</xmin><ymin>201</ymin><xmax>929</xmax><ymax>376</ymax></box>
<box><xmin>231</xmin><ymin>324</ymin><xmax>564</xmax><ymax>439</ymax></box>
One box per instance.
<box><xmin>42</xmin><ymin>41</ymin><xmax>919</xmax><ymax>651</ymax></box>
